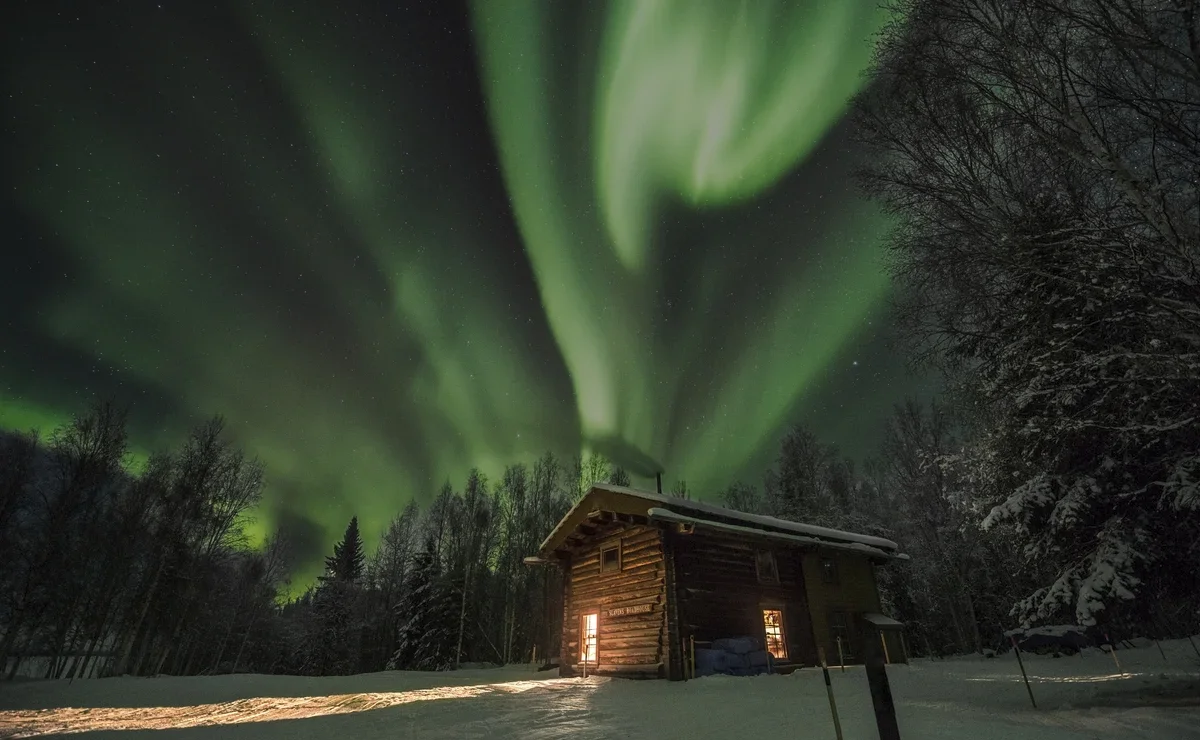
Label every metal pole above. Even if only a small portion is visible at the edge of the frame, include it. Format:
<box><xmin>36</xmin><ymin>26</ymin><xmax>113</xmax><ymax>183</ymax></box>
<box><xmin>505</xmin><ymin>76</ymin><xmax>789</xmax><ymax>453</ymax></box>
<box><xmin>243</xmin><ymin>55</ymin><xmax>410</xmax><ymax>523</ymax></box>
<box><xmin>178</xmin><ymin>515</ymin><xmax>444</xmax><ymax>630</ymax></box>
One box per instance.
<box><xmin>899</xmin><ymin>632</ymin><xmax>910</xmax><ymax>664</ymax></box>
<box><xmin>1009</xmin><ymin>635</ymin><xmax>1037</xmax><ymax>709</ymax></box>
<box><xmin>836</xmin><ymin>636</ymin><xmax>845</xmax><ymax>672</ymax></box>
<box><xmin>1154</xmin><ymin>639</ymin><xmax>1166</xmax><ymax>661</ymax></box>
<box><xmin>818</xmin><ymin>647</ymin><xmax>845</xmax><ymax>740</ymax></box>
<box><xmin>1189</xmin><ymin>635</ymin><xmax>1200</xmax><ymax>660</ymax></box>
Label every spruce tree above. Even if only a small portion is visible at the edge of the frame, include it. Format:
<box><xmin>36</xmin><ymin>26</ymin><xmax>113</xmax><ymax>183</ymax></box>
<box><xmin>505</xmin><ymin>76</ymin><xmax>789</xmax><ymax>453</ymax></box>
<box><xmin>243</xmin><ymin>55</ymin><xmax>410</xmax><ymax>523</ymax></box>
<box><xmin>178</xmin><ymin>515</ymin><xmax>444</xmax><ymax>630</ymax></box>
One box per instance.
<box><xmin>326</xmin><ymin>516</ymin><xmax>365</xmax><ymax>582</ymax></box>
<box><xmin>391</xmin><ymin>538</ymin><xmax>457</xmax><ymax>670</ymax></box>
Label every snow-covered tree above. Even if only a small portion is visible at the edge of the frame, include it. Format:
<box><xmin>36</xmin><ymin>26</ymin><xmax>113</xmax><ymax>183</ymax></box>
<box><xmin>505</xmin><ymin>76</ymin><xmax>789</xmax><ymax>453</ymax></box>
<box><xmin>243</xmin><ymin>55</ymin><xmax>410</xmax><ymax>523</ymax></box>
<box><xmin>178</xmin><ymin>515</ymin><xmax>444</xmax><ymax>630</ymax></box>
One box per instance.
<box><xmin>857</xmin><ymin>0</ymin><xmax>1200</xmax><ymax>629</ymax></box>
<box><xmin>390</xmin><ymin>538</ymin><xmax>457</xmax><ymax>670</ymax></box>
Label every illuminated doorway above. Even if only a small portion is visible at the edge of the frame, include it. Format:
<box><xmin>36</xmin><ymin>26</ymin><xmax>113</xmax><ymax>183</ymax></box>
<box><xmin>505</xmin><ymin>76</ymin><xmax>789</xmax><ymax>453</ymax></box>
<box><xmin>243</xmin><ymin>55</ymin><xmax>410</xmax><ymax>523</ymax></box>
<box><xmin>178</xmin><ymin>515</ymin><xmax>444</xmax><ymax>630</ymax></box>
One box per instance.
<box><xmin>581</xmin><ymin>613</ymin><xmax>598</xmax><ymax>664</ymax></box>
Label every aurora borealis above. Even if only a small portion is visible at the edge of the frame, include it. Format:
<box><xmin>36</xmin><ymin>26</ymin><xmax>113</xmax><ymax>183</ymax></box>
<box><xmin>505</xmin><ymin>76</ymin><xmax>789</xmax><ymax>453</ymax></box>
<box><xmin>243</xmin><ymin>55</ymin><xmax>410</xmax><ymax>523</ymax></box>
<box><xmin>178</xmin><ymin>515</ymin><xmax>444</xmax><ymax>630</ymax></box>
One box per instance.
<box><xmin>1</xmin><ymin>0</ymin><xmax>925</xmax><ymax>581</ymax></box>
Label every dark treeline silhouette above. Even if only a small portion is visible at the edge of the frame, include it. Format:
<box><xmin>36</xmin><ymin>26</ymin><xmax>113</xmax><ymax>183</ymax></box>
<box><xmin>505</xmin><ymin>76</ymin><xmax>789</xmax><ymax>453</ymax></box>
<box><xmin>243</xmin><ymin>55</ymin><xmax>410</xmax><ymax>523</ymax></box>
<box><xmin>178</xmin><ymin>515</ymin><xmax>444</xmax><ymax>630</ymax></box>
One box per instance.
<box><xmin>2</xmin><ymin>391</ymin><xmax>1196</xmax><ymax>679</ymax></box>
<box><xmin>0</xmin><ymin>401</ymin><xmax>279</xmax><ymax>679</ymax></box>
<box><xmin>0</xmin><ymin>401</ymin><xmax>692</xmax><ymax>678</ymax></box>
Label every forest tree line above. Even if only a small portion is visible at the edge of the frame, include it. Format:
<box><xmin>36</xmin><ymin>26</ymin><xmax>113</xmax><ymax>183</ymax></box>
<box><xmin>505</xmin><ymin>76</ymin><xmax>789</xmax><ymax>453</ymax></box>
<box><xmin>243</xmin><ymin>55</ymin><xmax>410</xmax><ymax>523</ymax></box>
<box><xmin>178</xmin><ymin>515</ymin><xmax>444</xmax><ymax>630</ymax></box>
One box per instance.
<box><xmin>3</xmin><ymin>388</ymin><xmax>1194</xmax><ymax>680</ymax></box>
<box><xmin>0</xmin><ymin>404</ymin><xmax>678</xmax><ymax>679</ymax></box>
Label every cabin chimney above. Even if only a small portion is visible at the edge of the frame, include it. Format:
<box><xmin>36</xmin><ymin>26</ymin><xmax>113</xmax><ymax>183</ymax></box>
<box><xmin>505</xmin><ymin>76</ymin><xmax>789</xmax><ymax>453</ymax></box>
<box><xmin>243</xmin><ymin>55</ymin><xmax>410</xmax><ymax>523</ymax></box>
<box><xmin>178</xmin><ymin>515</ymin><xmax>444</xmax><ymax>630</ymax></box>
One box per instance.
<box><xmin>656</xmin><ymin>473</ymin><xmax>662</xmax><ymax>494</ymax></box>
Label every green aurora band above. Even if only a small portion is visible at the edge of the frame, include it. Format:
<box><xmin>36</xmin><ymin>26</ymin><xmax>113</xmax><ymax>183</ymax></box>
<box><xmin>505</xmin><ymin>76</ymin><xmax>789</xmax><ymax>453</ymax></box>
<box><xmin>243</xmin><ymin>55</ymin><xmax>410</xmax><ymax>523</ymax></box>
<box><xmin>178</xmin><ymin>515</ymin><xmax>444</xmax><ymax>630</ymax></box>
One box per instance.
<box><xmin>2</xmin><ymin>0</ymin><xmax>897</xmax><ymax>586</ymax></box>
<box><xmin>472</xmin><ymin>0</ymin><xmax>892</xmax><ymax>483</ymax></box>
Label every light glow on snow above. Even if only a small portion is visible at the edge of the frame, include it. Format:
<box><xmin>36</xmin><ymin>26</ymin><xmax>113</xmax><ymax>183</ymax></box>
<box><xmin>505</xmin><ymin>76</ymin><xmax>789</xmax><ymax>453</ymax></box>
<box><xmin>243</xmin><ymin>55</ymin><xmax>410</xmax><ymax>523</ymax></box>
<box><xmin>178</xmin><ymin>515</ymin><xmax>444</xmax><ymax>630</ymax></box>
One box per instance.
<box><xmin>0</xmin><ymin>678</ymin><xmax>589</xmax><ymax>738</ymax></box>
<box><xmin>963</xmin><ymin>672</ymin><xmax>1139</xmax><ymax>684</ymax></box>
<box><xmin>2</xmin><ymin>641</ymin><xmax>1198</xmax><ymax>740</ymax></box>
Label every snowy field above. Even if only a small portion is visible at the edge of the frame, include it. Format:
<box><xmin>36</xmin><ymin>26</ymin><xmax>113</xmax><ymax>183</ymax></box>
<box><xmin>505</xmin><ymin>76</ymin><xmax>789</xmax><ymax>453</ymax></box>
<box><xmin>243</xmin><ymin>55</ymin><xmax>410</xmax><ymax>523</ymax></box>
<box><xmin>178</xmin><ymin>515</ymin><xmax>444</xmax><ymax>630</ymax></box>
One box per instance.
<box><xmin>0</xmin><ymin>639</ymin><xmax>1198</xmax><ymax>739</ymax></box>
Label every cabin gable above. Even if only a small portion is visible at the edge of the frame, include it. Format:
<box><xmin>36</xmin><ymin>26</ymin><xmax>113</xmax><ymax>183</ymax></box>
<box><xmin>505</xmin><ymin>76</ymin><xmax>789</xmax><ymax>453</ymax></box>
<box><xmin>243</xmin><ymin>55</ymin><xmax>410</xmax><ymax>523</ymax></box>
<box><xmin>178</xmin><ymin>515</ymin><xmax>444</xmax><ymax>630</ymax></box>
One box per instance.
<box><xmin>559</xmin><ymin>522</ymin><xmax>667</xmax><ymax>678</ymax></box>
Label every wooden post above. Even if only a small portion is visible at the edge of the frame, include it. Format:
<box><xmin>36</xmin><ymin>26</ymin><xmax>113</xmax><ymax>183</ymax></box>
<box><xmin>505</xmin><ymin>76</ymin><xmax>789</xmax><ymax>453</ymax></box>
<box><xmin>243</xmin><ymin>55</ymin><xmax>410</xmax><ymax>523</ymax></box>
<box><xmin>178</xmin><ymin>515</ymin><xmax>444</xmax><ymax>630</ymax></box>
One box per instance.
<box><xmin>532</xmin><ymin>644</ymin><xmax>538</xmax><ymax>666</ymax></box>
<box><xmin>1105</xmin><ymin>633</ymin><xmax>1122</xmax><ymax>673</ymax></box>
<box><xmin>836</xmin><ymin>636</ymin><xmax>845</xmax><ymax>672</ymax></box>
<box><xmin>681</xmin><ymin>636</ymin><xmax>689</xmax><ymax>681</ymax></box>
<box><xmin>880</xmin><ymin>633</ymin><xmax>892</xmax><ymax>665</ymax></box>
<box><xmin>899</xmin><ymin>632</ymin><xmax>910</xmax><ymax>664</ymax></box>
<box><xmin>1009</xmin><ymin>635</ymin><xmax>1037</xmax><ymax>709</ymax></box>
<box><xmin>817</xmin><ymin>647</ymin><xmax>845</xmax><ymax>740</ymax></box>
<box><xmin>689</xmin><ymin>636</ymin><xmax>695</xmax><ymax>680</ymax></box>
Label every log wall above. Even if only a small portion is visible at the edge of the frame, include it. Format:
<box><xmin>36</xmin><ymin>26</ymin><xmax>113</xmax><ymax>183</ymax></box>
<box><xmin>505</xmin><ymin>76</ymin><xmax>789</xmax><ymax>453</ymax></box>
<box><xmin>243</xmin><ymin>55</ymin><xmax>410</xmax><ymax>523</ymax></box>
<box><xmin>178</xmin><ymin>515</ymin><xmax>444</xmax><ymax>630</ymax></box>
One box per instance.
<box><xmin>560</xmin><ymin>524</ymin><xmax>666</xmax><ymax>678</ymax></box>
<box><xmin>673</xmin><ymin>532</ymin><xmax>818</xmax><ymax>667</ymax></box>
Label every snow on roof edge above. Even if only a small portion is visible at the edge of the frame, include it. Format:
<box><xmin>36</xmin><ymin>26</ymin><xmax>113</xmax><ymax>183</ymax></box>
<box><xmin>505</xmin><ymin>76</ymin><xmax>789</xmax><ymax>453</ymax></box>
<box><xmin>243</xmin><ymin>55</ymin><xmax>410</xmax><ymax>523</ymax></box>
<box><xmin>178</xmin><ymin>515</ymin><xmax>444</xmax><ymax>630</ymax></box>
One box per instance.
<box><xmin>593</xmin><ymin>483</ymin><xmax>899</xmax><ymax>551</ymax></box>
<box><xmin>646</xmin><ymin>507</ymin><xmax>908</xmax><ymax>561</ymax></box>
<box><xmin>863</xmin><ymin>613</ymin><xmax>905</xmax><ymax>629</ymax></box>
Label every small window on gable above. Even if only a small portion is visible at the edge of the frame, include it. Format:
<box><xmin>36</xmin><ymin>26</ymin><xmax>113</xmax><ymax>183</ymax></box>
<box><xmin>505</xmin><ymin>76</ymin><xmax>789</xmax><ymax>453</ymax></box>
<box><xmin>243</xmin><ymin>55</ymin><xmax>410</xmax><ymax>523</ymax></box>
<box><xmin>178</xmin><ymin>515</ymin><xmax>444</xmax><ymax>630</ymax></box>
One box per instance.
<box><xmin>820</xmin><ymin>555</ymin><xmax>839</xmax><ymax>585</ymax></box>
<box><xmin>600</xmin><ymin>543</ymin><xmax>621</xmax><ymax>573</ymax></box>
<box><xmin>755</xmin><ymin>550</ymin><xmax>780</xmax><ymax>585</ymax></box>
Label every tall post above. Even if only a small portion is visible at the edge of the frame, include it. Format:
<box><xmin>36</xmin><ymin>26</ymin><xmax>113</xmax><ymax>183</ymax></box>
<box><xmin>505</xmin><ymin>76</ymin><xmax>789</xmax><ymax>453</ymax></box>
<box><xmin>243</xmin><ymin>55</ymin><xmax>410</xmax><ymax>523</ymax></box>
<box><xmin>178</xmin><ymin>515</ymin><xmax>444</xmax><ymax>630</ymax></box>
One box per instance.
<box><xmin>836</xmin><ymin>636</ymin><xmax>845</xmax><ymax>672</ymax></box>
<box><xmin>689</xmin><ymin>635</ymin><xmax>696</xmax><ymax>679</ymax></box>
<box><xmin>1105</xmin><ymin>633</ymin><xmax>1122</xmax><ymax>673</ymax></box>
<box><xmin>818</xmin><ymin>647</ymin><xmax>845</xmax><ymax>740</ymax></box>
<box><xmin>862</xmin><ymin>623</ymin><xmax>901</xmax><ymax>740</ymax></box>
<box><xmin>1009</xmin><ymin>635</ymin><xmax>1037</xmax><ymax>709</ymax></box>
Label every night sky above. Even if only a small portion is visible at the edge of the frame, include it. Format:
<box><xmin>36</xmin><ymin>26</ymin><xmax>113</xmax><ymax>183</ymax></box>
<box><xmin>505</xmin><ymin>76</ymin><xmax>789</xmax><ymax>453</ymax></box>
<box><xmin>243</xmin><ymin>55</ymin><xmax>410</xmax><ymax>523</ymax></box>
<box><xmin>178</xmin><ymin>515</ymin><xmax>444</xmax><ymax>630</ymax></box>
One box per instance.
<box><xmin>1</xmin><ymin>0</ymin><xmax>930</xmax><ymax>580</ymax></box>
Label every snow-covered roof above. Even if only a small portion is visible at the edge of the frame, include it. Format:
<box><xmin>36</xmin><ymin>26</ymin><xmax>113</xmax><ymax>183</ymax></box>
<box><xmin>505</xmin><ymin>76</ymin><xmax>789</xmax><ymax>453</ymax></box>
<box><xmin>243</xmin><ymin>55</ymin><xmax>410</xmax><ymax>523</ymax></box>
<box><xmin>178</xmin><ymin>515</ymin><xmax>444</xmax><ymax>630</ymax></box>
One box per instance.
<box><xmin>646</xmin><ymin>508</ymin><xmax>909</xmax><ymax>561</ymax></box>
<box><xmin>535</xmin><ymin>483</ymin><xmax>903</xmax><ymax>558</ymax></box>
<box><xmin>592</xmin><ymin>483</ymin><xmax>900</xmax><ymax>551</ymax></box>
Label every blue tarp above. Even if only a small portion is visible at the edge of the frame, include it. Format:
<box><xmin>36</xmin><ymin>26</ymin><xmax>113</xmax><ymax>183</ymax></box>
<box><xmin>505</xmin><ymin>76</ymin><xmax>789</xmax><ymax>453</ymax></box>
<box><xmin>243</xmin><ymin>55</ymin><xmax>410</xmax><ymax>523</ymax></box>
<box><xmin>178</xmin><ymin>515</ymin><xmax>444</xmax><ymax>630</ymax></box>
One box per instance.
<box><xmin>694</xmin><ymin>637</ymin><xmax>774</xmax><ymax>677</ymax></box>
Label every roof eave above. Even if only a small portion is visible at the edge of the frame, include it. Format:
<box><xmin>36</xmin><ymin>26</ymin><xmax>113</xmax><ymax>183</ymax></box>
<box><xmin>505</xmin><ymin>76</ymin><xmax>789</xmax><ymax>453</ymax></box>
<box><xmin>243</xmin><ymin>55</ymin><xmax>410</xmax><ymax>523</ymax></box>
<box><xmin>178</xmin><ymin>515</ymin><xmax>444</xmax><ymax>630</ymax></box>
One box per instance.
<box><xmin>647</xmin><ymin>507</ymin><xmax>906</xmax><ymax>561</ymax></box>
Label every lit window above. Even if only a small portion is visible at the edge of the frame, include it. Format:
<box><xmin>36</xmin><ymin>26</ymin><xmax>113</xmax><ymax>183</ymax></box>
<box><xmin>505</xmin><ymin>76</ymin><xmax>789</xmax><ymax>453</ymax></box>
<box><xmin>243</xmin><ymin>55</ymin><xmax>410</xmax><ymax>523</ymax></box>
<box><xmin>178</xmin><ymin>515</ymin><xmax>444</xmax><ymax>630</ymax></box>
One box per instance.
<box><xmin>581</xmin><ymin>613</ymin><xmax>598</xmax><ymax>663</ymax></box>
<box><xmin>600</xmin><ymin>544</ymin><xmax>621</xmax><ymax>573</ymax></box>
<box><xmin>755</xmin><ymin>550</ymin><xmax>779</xmax><ymax>584</ymax></box>
<box><xmin>762</xmin><ymin>609</ymin><xmax>787</xmax><ymax>659</ymax></box>
<box><xmin>820</xmin><ymin>556</ymin><xmax>839</xmax><ymax>584</ymax></box>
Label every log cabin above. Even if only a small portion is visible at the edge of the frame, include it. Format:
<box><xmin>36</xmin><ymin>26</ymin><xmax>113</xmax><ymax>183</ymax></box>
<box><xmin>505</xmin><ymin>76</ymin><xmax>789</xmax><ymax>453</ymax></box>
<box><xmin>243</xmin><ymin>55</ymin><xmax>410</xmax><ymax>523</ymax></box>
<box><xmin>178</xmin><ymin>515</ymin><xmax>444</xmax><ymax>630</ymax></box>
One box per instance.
<box><xmin>524</xmin><ymin>483</ymin><xmax>909</xmax><ymax>680</ymax></box>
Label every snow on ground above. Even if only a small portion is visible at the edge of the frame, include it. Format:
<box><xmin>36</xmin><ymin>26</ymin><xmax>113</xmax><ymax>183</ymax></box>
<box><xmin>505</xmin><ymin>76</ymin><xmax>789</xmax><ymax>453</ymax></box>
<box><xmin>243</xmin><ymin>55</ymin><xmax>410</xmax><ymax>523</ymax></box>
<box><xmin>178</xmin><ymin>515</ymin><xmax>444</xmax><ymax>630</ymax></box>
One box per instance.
<box><xmin>0</xmin><ymin>638</ymin><xmax>1198</xmax><ymax>739</ymax></box>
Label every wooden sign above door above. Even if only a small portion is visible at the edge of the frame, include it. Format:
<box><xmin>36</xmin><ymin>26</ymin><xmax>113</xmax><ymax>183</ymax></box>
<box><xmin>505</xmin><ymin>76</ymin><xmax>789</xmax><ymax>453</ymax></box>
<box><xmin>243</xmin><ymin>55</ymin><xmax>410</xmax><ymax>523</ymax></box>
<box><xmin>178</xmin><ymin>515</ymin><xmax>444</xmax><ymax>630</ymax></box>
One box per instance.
<box><xmin>606</xmin><ymin>603</ymin><xmax>653</xmax><ymax>618</ymax></box>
